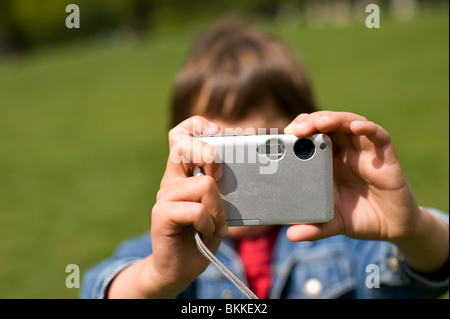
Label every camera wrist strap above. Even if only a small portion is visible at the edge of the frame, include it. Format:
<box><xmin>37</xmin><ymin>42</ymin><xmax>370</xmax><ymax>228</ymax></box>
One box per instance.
<box><xmin>193</xmin><ymin>165</ymin><xmax>257</xmax><ymax>299</ymax></box>
<box><xmin>194</xmin><ymin>231</ymin><xmax>258</xmax><ymax>299</ymax></box>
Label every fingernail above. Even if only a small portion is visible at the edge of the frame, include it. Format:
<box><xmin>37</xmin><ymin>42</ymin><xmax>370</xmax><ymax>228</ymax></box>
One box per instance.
<box><xmin>351</xmin><ymin>120</ymin><xmax>364</xmax><ymax>126</ymax></box>
<box><xmin>295</xmin><ymin>122</ymin><xmax>308</xmax><ymax>132</ymax></box>
<box><xmin>284</xmin><ymin>123</ymin><xmax>295</xmax><ymax>134</ymax></box>
<box><xmin>217</xmin><ymin>224</ymin><xmax>228</xmax><ymax>238</ymax></box>
<box><xmin>208</xmin><ymin>122</ymin><xmax>219</xmax><ymax>128</ymax></box>
<box><xmin>315</xmin><ymin>116</ymin><xmax>329</xmax><ymax>124</ymax></box>
<box><xmin>203</xmin><ymin>127</ymin><xmax>220</xmax><ymax>135</ymax></box>
<box><xmin>213</xmin><ymin>167</ymin><xmax>222</xmax><ymax>181</ymax></box>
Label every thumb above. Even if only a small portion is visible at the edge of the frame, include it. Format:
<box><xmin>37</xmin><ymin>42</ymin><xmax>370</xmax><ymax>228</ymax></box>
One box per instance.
<box><xmin>286</xmin><ymin>216</ymin><xmax>343</xmax><ymax>242</ymax></box>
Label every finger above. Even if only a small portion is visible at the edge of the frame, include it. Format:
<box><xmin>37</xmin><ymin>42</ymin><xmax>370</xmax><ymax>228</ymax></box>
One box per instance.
<box><xmin>288</xmin><ymin>112</ymin><xmax>376</xmax><ymax>151</ymax></box>
<box><xmin>285</xmin><ymin>111</ymin><xmax>333</xmax><ymax>135</ymax></box>
<box><xmin>293</xmin><ymin>112</ymin><xmax>368</xmax><ymax>137</ymax></box>
<box><xmin>284</xmin><ymin>113</ymin><xmax>309</xmax><ymax>134</ymax></box>
<box><xmin>152</xmin><ymin>201</ymin><xmax>216</xmax><ymax>239</ymax></box>
<box><xmin>164</xmin><ymin>134</ymin><xmax>222</xmax><ymax>185</ymax></box>
<box><xmin>349</xmin><ymin>120</ymin><xmax>391</xmax><ymax>146</ymax></box>
<box><xmin>168</xmin><ymin>116</ymin><xmax>220</xmax><ymax>148</ymax></box>
<box><xmin>286</xmin><ymin>215</ymin><xmax>344</xmax><ymax>242</ymax></box>
<box><xmin>157</xmin><ymin>176</ymin><xmax>228</xmax><ymax>238</ymax></box>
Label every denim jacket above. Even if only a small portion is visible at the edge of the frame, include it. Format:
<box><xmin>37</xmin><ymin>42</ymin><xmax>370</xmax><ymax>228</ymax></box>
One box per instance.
<box><xmin>80</xmin><ymin>208</ymin><xmax>449</xmax><ymax>299</ymax></box>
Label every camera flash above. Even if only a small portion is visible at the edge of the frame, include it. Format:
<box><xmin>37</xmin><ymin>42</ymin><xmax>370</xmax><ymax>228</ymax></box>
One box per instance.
<box><xmin>257</xmin><ymin>138</ymin><xmax>286</xmax><ymax>160</ymax></box>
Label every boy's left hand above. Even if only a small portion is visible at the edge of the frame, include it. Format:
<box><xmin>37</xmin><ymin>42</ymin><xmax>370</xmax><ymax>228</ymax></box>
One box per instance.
<box><xmin>284</xmin><ymin>111</ymin><xmax>423</xmax><ymax>243</ymax></box>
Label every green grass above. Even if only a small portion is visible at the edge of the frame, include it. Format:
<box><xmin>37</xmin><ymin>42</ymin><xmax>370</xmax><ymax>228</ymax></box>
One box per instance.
<box><xmin>0</xmin><ymin>9</ymin><xmax>448</xmax><ymax>298</ymax></box>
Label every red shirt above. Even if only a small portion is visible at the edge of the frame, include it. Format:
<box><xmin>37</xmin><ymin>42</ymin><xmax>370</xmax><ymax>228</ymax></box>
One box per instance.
<box><xmin>236</xmin><ymin>227</ymin><xmax>280</xmax><ymax>299</ymax></box>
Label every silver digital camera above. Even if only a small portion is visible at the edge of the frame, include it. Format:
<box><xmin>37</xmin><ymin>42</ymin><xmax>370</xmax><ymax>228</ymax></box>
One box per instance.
<box><xmin>196</xmin><ymin>134</ymin><xmax>334</xmax><ymax>226</ymax></box>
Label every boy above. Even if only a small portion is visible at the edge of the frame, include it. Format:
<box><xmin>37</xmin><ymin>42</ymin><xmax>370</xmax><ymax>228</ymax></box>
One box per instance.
<box><xmin>81</xmin><ymin>22</ymin><xmax>448</xmax><ymax>299</ymax></box>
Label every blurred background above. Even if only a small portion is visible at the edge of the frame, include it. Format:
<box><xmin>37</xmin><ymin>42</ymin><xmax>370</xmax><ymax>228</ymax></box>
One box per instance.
<box><xmin>0</xmin><ymin>0</ymin><xmax>448</xmax><ymax>298</ymax></box>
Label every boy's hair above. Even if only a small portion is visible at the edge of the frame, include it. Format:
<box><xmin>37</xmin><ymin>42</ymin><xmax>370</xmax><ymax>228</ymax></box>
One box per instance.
<box><xmin>170</xmin><ymin>21</ymin><xmax>317</xmax><ymax>127</ymax></box>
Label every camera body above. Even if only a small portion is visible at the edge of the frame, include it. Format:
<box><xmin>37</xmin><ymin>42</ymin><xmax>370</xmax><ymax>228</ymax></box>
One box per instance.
<box><xmin>196</xmin><ymin>134</ymin><xmax>334</xmax><ymax>226</ymax></box>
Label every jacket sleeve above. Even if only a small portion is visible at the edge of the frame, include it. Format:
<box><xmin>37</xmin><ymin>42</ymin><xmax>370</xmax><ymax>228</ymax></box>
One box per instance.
<box><xmin>79</xmin><ymin>233</ymin><xmax>152</xmax><ymax>299</ymax></box>
<box><xmin>349</xmin><ymin>208</ymin><xmax>449</xmax><ymax>298</ymax></box>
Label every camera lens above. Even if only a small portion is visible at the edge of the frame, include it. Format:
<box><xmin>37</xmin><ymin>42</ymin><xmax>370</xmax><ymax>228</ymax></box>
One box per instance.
<box><xmin>293</xmin><ymin>138</ymin><xmax>315</xmax><ymax>160</ymax></box>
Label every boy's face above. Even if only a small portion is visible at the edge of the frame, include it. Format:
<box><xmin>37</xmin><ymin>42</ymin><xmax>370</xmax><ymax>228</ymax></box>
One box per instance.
<box><xmin>193</xmin><ymin>95</ymin><xmax>291</xmax><ymax>239</ymax></box>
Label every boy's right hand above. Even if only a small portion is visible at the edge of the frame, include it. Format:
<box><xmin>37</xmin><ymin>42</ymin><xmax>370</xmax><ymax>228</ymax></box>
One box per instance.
<box><xmin>148</xmin><ymin>116</ymin><xmax>228</xmax><ymax>297</ymax></box>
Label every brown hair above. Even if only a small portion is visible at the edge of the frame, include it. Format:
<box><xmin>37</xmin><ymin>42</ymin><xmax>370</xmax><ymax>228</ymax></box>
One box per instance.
<box><xmin>170</xmin><ymin>21</ymin><xmax>317</xmax><ymax>127</ymax></box>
